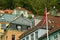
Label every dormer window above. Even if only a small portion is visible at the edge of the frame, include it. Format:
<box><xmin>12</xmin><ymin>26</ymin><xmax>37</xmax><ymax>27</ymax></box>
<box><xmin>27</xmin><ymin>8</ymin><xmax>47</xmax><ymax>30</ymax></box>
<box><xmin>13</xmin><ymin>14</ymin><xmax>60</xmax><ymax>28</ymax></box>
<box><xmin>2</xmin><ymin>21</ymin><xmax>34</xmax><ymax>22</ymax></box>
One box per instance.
<box><xmin>27</xmin><ymin>26</ymin><xmax>31</xmax><ymax>29</ymax></box>
<box><xmin>52</xmin><ymin>25</ymin><xmax>54</xmax><ymax>28</ymax></box>
<box><xmin>48</xmin><ymin>20</ymin><xmax>54</xmax><ymax>24</ymax></box>
<box><xmin>52</xmin><ymin>20</ymin><xmax>54</xmax><ymax>23</ymax></box>
<box><xmin>48</xmin><ymin>20</ymin><xmax>51</xmax><ymax>23</ymax></box>
<box><xmin>2</xmin><ymin>17</ymin><xmax>5</xmax><ymax>20</ymax></box>
<box><xmin>1</xmin><ymin>17</ymin><xmax>6</xmax><ymax>22</ymax></box>
<box><xmin>17</xmin><ymin>26</ymin><xmax>22</xmax><ymax>31</ymax></box>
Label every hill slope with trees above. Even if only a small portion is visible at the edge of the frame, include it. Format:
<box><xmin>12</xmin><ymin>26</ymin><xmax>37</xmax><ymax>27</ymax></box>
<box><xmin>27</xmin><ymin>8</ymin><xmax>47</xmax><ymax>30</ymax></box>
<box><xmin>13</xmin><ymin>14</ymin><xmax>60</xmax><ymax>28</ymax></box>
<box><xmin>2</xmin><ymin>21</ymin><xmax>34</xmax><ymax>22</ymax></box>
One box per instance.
<box><xmin>0</xmin><ymin>0</ymin><xmax>60</xmax><ymax>15</ymax></box>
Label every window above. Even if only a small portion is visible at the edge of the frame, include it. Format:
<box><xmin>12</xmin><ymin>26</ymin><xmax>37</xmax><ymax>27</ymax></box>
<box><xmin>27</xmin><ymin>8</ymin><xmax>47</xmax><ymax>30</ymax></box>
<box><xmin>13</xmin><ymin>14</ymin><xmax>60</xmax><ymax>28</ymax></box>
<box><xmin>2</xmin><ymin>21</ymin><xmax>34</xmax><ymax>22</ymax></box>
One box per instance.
<box><xmin>31</xmin><ymin>34</ymin><xmax>34</xmax><ymax>40</ymax></box>
<box><xmin>59</xmin><ymin>32</ymin><xmax>60</xmax><ymax>38</ymax></box>
<box><xmin>54</xmin><ymin>35</ymin><xmax>58</xmax><ymax>40</ymax></box>
<box><xmin>35</xmin><ymin>31</ymin><xmax>38</xmax><ymax>40</ymax></box>
<box><xmin>6</xmin><ymin>36</ymin><xmax>8</xmax><ymax>40</ymax></box>
<box><xmin>27</xmin><ymin>26</ymin><xmax>30</xmax><ymax>29</ymax></box>
<box><xmin>48</xmin><ymin>20</ymin><xmax>54</xmax><ymax>24</ymax></box>
<box><xmin>21</xmin><ymin>26</ymin><xmax>27</xmax><ymax>31</ymax></box>
<box><xmin>26</xmin><ymin>36</ymin><xmax>29</xmax><ymax>40</ymax></box>
<box><xmin>22</xmin><ymin>38</ymin><xmax>25</xmax><ymax>40</ymax></box>
<box><xmin>12</xmin><ymin>35</ymin><xmax>15</xmax><ymax>40</ymax></box>
<box><xmin>17</xmin><ymin>26</ymin><xmax>22</xmax><ymax>31</ymax></box>
<box><xmin>1</xmin><ymin>24</ymin><xmax>6</xmax><ymax>29</ymax></box>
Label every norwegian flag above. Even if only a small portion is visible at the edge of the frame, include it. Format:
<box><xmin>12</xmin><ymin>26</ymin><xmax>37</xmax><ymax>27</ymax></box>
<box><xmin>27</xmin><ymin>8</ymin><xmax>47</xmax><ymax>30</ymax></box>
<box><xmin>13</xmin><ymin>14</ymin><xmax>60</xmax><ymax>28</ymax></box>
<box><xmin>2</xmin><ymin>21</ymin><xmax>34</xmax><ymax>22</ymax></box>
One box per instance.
<box><xmin>41</xmin><ymin>9</ymin><xmax>47</xmax><ymax>25</ymax></box>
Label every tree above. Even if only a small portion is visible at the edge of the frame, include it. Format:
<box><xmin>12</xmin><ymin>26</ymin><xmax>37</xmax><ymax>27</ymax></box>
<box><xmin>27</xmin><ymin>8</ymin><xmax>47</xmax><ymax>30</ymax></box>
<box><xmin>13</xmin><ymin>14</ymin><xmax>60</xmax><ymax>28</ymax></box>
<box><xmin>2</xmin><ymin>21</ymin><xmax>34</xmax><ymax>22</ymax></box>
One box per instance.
<box><xmin>0</xmin><ymin>0</ymin><xmax>60</xmax><ymax>15</ymax></box>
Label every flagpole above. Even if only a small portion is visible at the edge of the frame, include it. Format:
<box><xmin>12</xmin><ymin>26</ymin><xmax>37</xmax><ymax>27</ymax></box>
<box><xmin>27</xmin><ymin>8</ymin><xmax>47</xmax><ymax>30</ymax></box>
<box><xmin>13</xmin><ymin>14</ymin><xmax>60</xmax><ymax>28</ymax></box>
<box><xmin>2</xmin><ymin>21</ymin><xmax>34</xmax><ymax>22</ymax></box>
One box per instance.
<box><xmin>45</xmin><ymin>7</ymin><xmax>49</xmax><ymax>40</ymax></box>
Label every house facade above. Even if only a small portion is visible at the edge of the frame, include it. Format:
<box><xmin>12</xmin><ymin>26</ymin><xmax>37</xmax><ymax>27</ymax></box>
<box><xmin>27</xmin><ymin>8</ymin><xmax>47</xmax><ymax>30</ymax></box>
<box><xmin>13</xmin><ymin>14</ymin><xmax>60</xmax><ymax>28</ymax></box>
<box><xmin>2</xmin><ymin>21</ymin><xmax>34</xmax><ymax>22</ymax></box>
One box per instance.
<box><xmin>1</xmin><ymin>16</ymin><xmax>33</xmax><ymax>40</ymax></box>
<box><xmin>38</xmin><ymin>27</ymin><xmax>60</xmax><ymax>40</ymax></box>
<box><xmin>0</xmin><ymin>22</ymin><xmax>9</xmax><ymax>40</ymax></box>
<box><xmin>1</xmin><ymin>22</ymin><xmax>31</xmax><ymax>40</ymax></box>
<box><xmin>1</xmin><ymin>23</ymin><xmax>24</xmax><ymax>40</ymax></box>
<box><xmin>19</xmin><ymin>23</ymin><xmax>47</xmax><ymax>40</ymax></box>
<box><xmin>49</xmin><ymin>29</ymin><xmax>60</xmax><ymax>40</ymax></box>
<box><xmin>20</xmin><ymin>29</ymin><xmax>47</xmax><ymax>40</ymax></box>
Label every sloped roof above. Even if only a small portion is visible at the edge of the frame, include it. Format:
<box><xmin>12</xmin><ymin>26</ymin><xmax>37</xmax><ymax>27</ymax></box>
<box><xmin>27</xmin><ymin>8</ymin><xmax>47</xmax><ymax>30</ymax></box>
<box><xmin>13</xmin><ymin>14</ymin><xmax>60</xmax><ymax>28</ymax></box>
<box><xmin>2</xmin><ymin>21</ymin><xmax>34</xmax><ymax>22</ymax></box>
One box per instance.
<box><xmin>12</xmin><ymin>17</ymin><xmax>32</xmax><ymax>26</ymax></box>
<box><xmin>0</xmin><ymin>14</ymin><xmax>17</xmax><ymax>22</ymax></box>
<box><xmin>5</xmin><ymin>9</ymin><xmax>13</xmax><ymax>14</ymax></box>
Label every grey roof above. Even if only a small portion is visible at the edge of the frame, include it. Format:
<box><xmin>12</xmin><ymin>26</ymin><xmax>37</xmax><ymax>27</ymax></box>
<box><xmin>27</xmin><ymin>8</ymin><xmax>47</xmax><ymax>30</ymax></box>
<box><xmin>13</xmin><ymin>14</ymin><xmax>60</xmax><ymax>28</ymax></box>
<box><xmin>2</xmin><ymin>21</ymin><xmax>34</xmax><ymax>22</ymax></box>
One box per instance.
<box><xmin>12</xmin><ymin>17</ymin><xmax>32</xmax><ymax>26</ymax></box>
<box><xmin>0</xmin><ymin>14</ymin><xmax>17</xmax><ymax>22</ymax></box>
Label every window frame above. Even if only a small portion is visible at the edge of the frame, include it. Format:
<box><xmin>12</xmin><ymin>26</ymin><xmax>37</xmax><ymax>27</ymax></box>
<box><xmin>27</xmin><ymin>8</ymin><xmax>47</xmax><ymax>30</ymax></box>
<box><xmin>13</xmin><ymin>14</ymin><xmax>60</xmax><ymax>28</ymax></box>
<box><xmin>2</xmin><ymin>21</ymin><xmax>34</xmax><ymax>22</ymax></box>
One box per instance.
<box><xmin>31</xmin><ymin>33</ymin><xmax>34</xmax><ymax>40</ymax></box>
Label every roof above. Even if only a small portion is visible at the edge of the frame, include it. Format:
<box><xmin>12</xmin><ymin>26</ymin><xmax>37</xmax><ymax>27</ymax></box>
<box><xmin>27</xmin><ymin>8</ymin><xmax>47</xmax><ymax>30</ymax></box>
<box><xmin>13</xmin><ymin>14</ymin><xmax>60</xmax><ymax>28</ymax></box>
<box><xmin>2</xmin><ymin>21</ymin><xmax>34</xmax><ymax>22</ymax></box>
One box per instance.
<box><xmin>0</xmin><ymin>14</ymin><xmax>17</xmax><ymax>22</ymax></box>
<box><xmin>0</xmin><ymin>10</ymin><xmax>5</xmax><ymax>13</ymax></box>
<box><xmin>12</xmin><ymin>17</ymin><xmax>32</xmax><ymax>26</ymax></box>
<box><xmin>0</xmin><ymin>9</ymin><xmax>13</xmax><ymax>14</ymax></box>
<box><xmin>19</xmin><ymin>14</ymin><xmax>60</xmax><ymax>39</ymax></box>
<box><xmin>5</xmin><ymin>9</ymin><xmax>13</xmax><ymax>14</ymax></box>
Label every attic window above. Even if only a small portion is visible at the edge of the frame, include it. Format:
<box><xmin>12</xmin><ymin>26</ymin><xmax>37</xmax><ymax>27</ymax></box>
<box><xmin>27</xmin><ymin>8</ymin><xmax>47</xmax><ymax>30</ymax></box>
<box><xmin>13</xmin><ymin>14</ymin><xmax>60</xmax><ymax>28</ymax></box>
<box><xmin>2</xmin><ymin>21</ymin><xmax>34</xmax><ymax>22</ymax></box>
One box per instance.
<box><xmin>48</xmin><ymin>20</ymin><xmax>54</xmax><ymax>23</ymax></box>
<box><xmin>17</xmin><ymin>26</ymin><xmax>22</xmax><ymax>31</ymax></box>
<box><xmin>2</xmin><ymin>17</ymin><xmax>5</xmax><ymax>20</ymax></box>
<box><xmin>48</xmin><ymin>20</ymin><xmax>51</xmax><ymax>23</ymax></box>
<box><xmin>1</xmin><ymin>17</ymin><xmax>6</xmax><ymax>22</ymax></box>
<box><xmin>52</xmin><ymin>25</ymin><xmax>54</xmax><ymax>28</ymax></box>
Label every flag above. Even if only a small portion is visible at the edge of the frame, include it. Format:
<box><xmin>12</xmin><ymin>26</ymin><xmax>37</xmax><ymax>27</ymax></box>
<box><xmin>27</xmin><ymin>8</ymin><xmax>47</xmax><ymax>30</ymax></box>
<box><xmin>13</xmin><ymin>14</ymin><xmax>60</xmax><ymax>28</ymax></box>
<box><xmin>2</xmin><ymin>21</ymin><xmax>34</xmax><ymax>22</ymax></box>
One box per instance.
<box><xmin>41</xmin><ymin>9</ymin><xmax>46</xmax><ymax>25</ymax></box>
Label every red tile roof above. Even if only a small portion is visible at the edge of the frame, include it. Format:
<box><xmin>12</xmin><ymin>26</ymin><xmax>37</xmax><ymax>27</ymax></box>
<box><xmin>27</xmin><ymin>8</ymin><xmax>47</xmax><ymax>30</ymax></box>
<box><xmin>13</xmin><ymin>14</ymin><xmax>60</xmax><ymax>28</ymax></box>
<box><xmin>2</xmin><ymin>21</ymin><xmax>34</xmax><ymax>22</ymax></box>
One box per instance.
<box><xmin>0</xmin><ymin>10</ymin><xmax>5</xmax><ymax>13</ymax></box>
<box><xmin>37</xmin><ymin>15</ymin><xmax>60</xmax><ymax>29</ymax></box>
<box><xmin>5</xmin><ymin>9</ymin><xmax>13</xmax><ymax>14</ymax></box>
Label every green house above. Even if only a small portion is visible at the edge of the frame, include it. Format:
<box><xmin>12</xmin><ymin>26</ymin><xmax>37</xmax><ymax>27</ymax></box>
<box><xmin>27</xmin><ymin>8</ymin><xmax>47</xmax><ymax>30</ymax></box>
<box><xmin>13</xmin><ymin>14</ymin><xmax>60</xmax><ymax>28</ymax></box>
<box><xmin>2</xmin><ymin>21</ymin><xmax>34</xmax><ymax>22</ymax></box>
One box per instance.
<box><xmin>38</xmin><ymin>27</ymin><xmax>60</xmax><ymax>40</ymax></box>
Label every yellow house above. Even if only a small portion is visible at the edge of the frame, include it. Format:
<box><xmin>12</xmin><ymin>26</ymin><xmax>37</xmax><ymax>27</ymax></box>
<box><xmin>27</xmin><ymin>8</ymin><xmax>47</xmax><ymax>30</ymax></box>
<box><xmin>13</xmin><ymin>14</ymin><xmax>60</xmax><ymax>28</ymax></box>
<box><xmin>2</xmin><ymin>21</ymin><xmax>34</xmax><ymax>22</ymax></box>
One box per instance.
<box><xmin>1</xmin><ymin>23</ymin><xmax>25</xmax><ymax>40</ymax></box>
<box><xmin>0</xmin><ymin>14</ymin><xmax>18</xmax><ymax>40</ymax></box>
<box><xmin>1</xmin><ymin>30</ymin><xmax>23</xmax><ymax>40</ymax></box>
<box><xmin>0</xmin><ymin>22</ymin><xmax>9</xmax><ymax>40</ymax></box>
<box><xmin>1</xmin><ymin>16</ymin><xmax>32</xmax><ymax>40</ymax></box>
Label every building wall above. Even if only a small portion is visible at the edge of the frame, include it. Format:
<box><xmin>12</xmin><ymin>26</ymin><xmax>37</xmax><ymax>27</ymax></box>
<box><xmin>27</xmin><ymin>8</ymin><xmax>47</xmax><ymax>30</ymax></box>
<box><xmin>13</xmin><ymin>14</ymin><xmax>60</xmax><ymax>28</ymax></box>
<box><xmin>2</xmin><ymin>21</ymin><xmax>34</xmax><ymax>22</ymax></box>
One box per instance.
<box><xmin>40</xmin><ymin>30</ymin><xmax>60</xmax><ymax>40</ymax></box>
<box><xmin>0</xmin><ymin>22</ymin><xmax>9</xmax><ymax>40</ymax></box>
<box><xmin>49</xmin><ymin>30</ymin><xmax>60</xmax><ymax>40</ymax></box>
<box><xmin>2</xmin><ymin>30</ymin><xmax>23</xmax><ymax>40</ymax></box>
<box><xmin>20</xmin><ymin>29</ymin><xmax>47</xmax><ymax>40</ymax></box>
<box><xmin>0</xmin><ymin>22</ymin><xmax>9</xmax><ymax>33</ymax></box>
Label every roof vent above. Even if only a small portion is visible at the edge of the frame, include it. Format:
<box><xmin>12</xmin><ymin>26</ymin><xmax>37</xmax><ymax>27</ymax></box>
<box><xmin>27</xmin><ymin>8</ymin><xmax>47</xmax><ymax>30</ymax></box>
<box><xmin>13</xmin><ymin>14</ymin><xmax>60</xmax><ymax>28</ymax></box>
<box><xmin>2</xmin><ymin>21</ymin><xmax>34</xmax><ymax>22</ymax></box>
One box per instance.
<box><xmin>2</xmin><ymin>17</ymin><xmax>5</xmax><ymax>20</ymax></box>
<box><xmin>1</xmin><ymin>17</ymin><xmax>6</xmax><ymax>22</ymax></box>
